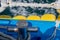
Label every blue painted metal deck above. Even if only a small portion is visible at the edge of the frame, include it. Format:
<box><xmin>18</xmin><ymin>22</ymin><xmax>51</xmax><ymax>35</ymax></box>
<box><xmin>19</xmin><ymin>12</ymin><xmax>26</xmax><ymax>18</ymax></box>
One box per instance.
<box><xmin>0</xmin><ymin>19</ymin><xmax>60</xmax><ymax>40</ymax></box>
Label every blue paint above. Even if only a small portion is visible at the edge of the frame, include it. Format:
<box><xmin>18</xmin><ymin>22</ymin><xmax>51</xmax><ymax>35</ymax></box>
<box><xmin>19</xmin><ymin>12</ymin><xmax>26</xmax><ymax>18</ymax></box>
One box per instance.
<box><xmin>0</xmin><ymin>19</ymin><xmax>58</xmax><ymax>40</ymax></box>
<box><xmin>0</xmin><ymin>20</ymin><xmax>56</xmax><ymax>33</ymax></box>
<box><xmin>28</xmin><ymin>20</ymin><xmax>55</xmax><ymax>33</ymax></box>
<box><xmin>0</xmin><ymin>20</ymin><xmax>9</xmax><ymax>25</ymax></box>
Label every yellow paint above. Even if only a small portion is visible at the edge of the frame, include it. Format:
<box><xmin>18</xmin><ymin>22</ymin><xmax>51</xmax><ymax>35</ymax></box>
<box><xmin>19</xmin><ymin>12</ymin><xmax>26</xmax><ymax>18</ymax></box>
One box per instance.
<box><xmin>27</xmin><ymin>15</ymin><xmax>41</xmax><ymax>20</ymax></box>
<box><xmin>0</xmin><ymin>15</ymin><xmax>11</xmax><ymax>18</ymax></box>
<box><xmin>57</xmin><ymin>9</ymin><xmax>60</xmax><ymax>14</ymax></box>
<box><xmin>13</xmin><ymin>15</ymin><xmax>26</xmax><ymax>20</ymax></box>
<box><xmin>57</xmin><ymin>15</ymin><xmax>60</xmax><ymax>21</ymax></box>
<box><xmin>41</xmin><ymin>14</ymin><xmax>56</xmax><ymax>21</ymax></box>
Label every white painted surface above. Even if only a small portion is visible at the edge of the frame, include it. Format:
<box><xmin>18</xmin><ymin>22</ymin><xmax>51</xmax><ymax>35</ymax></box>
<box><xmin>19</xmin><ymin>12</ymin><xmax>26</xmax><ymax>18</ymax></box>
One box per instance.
<box><xmin>55</xmin><ymin>20</ymin><xmax>60</xmax><ymax>27</ymax></box>
<box><xmin>0</xmin><ymin>0</ymin><xmax>60</xmax><ymax>13</ymax></box>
